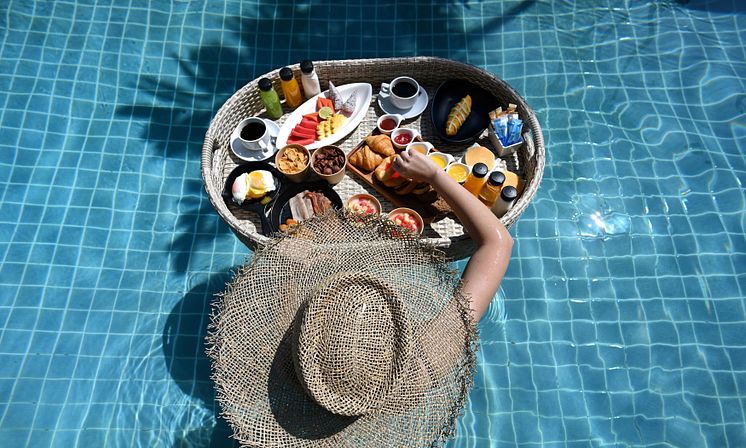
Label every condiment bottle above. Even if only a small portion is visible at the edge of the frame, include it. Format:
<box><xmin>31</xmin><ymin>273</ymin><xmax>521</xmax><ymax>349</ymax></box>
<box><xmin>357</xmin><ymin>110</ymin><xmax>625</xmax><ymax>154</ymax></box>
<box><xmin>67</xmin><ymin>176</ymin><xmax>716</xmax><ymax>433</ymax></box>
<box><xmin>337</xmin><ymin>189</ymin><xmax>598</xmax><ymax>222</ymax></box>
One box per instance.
<box><xmin>502</xmin><ymin>170</ymin><xmax>524</xmax><ymax>195</ymax></box>
<box><xmin>478</xmin><ymin>171</ymin><xmax>505</xmax><ymax>207</ymax></box>
<box><xmin>257</xmin><ymin>77</ymin><xmax>283</xmax><ymax>119</ymax></box>
<box><xmin>300</xmin><ymin>60</ymin><xmax>320</xmax><ymax>99</ymax></box>
<box><xmin>492</xmin><ymin>185</ymin><xmax>518</xmax><ymax>218</ymax></box>
<box><xmin>463</xmin><ymin>162</ymin><xmax>489</xmax><ymax>196</ymax></box>
<box><xmin>279</xmin><ymin>67</ymin><xmax>303</xmax><ymax>108</ymax></box>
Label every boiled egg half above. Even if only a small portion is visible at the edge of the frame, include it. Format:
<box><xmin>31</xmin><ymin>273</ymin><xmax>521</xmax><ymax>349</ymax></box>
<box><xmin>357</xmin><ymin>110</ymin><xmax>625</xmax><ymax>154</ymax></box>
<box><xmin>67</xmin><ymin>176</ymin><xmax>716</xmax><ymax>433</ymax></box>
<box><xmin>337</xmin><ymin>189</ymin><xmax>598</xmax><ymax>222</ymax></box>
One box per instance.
<box><xmin>231</xmin><ymin>170</ymin><xmax>276</xmax><ymax>204</ymax></box>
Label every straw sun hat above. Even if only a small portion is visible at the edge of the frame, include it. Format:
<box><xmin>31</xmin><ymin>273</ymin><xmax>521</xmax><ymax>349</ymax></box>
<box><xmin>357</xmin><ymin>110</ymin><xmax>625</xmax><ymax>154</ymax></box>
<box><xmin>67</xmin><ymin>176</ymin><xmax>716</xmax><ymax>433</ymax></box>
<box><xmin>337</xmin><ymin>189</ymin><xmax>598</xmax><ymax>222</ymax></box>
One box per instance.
<box><xmin>207</xmin><ymin>211</ymin><xmax>478</xmax><ymax>447</ymax></box>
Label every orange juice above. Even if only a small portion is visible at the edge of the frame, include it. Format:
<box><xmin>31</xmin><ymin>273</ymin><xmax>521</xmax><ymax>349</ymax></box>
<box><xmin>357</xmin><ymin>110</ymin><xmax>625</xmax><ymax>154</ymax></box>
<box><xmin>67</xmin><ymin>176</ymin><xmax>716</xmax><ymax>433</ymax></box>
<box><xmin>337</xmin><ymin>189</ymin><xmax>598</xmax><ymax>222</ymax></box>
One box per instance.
<box><xmin>463</xmin><ymin>163</ymin><xmax>489</xmax><ymax>196</ymax></box>
<box><xmin>464</xmin><ymin>146</ymin><xmax>495</xmax><ymax>171</ymax></box>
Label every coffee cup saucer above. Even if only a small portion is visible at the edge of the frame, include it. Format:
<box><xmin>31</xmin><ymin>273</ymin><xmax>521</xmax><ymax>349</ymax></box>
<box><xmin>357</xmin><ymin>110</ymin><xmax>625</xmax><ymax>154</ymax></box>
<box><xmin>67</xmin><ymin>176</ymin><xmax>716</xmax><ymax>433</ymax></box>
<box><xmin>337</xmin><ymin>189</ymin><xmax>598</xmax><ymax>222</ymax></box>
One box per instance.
<box><xmin>230</xmin><ymin>119</ymin><xmax>280</xmax><ymax>162</ymax></box>
<box><xmin>378</xmin><ymin>86</ymin><xmax>429</xmax><ymax>119</ymax></box>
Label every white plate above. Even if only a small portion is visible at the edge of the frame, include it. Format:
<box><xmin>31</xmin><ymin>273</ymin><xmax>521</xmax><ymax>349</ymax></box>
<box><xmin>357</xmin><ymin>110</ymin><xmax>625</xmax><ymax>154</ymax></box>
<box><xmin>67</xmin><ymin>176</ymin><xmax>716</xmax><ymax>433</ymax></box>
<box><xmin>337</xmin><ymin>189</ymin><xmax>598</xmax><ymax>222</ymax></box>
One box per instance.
<box><xmin>275</xmin><ymin>83</ymin><xmax>373</xmax><ymax>151</ymax></box>
<box><xmin>377</xmin><ymin>85</ymin><xmax>429</xmax><ymax>119</ymax></box>
<box><xmin>230</xmin><ymin>119</ymin><xmax>280</xmax><ymax>162</ymax></box>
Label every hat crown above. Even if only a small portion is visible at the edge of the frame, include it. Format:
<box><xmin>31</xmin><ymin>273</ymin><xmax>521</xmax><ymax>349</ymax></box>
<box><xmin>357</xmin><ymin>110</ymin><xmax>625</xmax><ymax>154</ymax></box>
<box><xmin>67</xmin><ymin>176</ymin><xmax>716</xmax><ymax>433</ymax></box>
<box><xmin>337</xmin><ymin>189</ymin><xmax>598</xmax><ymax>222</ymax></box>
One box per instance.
<box><xmin>292</xmin><ymin>272</ymin><xmax>412</xmax><ymax>416</ymax></box>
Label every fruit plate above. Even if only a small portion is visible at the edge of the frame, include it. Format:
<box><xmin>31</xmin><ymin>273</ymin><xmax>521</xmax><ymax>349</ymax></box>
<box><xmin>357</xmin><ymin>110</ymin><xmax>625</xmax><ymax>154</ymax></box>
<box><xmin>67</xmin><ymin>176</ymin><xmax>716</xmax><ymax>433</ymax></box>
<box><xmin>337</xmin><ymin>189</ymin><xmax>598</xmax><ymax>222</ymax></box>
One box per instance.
<box><xmin>345</xmin><ymin>130</ymin><xmax>453</xmax><ymax>224</ymax></box>
<box><xmin>275</xmin><ymin>83</ymin><xmax>373</xmax><ymax>151</ymax></box>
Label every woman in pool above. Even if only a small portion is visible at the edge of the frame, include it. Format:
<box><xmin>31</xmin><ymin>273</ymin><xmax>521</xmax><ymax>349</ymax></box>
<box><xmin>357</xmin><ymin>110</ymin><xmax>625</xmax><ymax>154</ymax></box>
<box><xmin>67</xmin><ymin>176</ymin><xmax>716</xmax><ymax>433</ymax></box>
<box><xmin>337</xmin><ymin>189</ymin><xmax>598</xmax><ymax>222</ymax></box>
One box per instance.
<box><xmin>393</xmin><ymin>146</ymin><xmax>513</xmax><ymax>319</ymax></box>
<box><xmin>208</xmin><ymin>146</ymin><xmax>514</xmax><ymax>447</ymax></box>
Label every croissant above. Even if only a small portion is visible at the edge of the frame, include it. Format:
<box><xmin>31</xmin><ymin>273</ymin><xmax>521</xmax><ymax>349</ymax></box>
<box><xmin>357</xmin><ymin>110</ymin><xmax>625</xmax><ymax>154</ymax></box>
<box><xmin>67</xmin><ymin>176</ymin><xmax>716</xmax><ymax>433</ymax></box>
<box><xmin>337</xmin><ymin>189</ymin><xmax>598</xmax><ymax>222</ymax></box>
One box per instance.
<box><xmin>445</xmin><ymin>95</ymin><xmax>472</xmax><ymax>136</ymax></box>
<box><xmin>365</xmin><ymin>134</ymin><xmax>395</xmax><ymax>157</ymax></box>
<box><xmin>349</xmin><ymin>145</ymin><xmax>383</xmax><ymax>172</ymax></box>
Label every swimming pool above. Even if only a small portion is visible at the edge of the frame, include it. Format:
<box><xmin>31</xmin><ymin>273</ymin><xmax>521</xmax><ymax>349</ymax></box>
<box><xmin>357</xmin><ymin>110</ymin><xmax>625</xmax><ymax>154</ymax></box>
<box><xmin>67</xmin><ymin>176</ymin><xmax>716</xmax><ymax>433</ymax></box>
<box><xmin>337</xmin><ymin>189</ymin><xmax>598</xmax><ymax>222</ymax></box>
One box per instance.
<box><xmin>0</xmin><ymin>0</ymin><xmax>744</xmax><ymax>446</ymax></box>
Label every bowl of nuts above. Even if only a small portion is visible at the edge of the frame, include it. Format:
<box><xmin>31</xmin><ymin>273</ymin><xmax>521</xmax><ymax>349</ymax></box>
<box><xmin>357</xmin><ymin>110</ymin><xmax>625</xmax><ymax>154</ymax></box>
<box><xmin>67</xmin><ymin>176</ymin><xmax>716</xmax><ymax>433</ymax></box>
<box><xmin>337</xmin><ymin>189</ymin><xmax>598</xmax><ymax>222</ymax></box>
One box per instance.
<box><xmin>311</xmin><ymin>145</ymin><xmax>347</xmax><ymax>185</ymax></box>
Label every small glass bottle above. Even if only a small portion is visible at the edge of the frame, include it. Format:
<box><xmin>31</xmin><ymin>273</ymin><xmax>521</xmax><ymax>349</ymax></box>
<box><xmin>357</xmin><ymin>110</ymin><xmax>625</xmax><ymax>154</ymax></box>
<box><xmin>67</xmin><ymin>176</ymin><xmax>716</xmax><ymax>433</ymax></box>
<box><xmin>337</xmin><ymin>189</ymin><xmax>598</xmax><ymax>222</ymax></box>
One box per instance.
<box><xmin>300</xmin><ymin>60</ymin><xmax>320</xmax><ymax>99</ymax></box>
<box><xmin>463</xmin><ymin>162</ymin><xmax>489</xmax><ymax>196</ymax></box>
<box><xmin>502</xmin><ymin>170</ymin><xmax>523</xmax><ymax>195</ymax></box>
<box><xmin>257</xmin><ymin>77</ymin><xmax>283</xmax><ymax>119</ymax></box>
<box><xmin>279</xmin><ymin>67</ymin><xmax>303</xmax><ymax>108</ymax></box>
<box><xmin>478</xmin><ymin>171</ymin><xmax>505</xmax><ymax>207</ymax></box>
<box><xmin>492</xmin><ymin>186</ymin><xmax>518</xmax><ymax>218</ymax></box>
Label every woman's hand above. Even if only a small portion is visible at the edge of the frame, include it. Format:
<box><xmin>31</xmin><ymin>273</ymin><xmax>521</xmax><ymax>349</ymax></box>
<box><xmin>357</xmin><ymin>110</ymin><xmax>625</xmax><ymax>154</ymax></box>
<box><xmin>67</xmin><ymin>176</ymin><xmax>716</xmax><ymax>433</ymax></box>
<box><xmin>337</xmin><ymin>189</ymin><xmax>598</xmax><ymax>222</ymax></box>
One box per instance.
<box><xmin>392</xmin><ymin>148</ymin><xmax>440</xmax><ymax>183</ymax></box>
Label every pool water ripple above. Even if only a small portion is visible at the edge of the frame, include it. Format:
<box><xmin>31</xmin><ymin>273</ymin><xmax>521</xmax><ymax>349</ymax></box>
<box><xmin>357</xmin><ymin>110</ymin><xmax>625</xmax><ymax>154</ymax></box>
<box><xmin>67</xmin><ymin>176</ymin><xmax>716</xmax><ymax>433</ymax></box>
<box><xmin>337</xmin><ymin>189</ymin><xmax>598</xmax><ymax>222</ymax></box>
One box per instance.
<box><xmin>1</xmin><ymin>0</ymin><xmax>745</xmax><ymax>446</ymax></box>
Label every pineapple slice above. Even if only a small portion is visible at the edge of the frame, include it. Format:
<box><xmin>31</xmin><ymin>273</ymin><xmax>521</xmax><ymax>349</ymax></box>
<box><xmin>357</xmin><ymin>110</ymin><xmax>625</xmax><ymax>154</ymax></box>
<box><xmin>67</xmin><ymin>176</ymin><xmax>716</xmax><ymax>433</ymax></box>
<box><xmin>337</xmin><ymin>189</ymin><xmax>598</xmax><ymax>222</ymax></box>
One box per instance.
<box><xmin>316</xmin><ymin>114</ymin><xmax>347</xmax><ymax>139</ymax></box>
<box><xmin>331</xmin><ymin>114</ymin><xmax>346</xmax><ymax>131</ymax></box>
<box><xmin>316</xmin><ymin>120</ymin><xmax>333</xmax><ymax>139</ymax></box>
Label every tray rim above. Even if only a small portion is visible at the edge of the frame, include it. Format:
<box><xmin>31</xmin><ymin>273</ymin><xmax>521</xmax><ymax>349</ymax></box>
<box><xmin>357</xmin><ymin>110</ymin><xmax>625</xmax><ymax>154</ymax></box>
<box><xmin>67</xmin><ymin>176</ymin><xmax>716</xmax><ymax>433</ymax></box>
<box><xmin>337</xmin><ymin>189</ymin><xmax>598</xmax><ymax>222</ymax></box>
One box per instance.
<box><xmin>201</xmin><ymin>56</ymin><xmax>545</xmax><ymax>258</ymax></box>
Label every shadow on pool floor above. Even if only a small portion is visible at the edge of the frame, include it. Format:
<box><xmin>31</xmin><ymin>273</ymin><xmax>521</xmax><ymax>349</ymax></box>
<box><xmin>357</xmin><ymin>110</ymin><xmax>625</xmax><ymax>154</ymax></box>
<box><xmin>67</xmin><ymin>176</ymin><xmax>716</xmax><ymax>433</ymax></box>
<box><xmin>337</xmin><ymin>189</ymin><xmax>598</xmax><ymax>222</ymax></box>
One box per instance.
<box><xmin>162</xmin><ymin>272</ymin><xmax>240</xmax><ymax>448</ymax></box>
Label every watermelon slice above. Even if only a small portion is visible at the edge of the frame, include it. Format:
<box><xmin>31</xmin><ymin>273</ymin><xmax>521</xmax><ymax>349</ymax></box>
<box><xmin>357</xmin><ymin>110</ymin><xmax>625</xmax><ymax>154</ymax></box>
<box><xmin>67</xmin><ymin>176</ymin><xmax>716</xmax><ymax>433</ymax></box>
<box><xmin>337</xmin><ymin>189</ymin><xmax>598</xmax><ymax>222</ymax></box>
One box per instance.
<box><xmin>291</xmin><ymin>127</ymin><xmax>316</xmax><ymax>139</ymax></box>
<box><xmin>288</xmin><ymin>136</ymin><xmax>315</xmax><ymax>146</ymax></box>
<box><xmin>300</xmin><ymin>118</ymin><xmax>319</xmax><ymax>129</ymax></box>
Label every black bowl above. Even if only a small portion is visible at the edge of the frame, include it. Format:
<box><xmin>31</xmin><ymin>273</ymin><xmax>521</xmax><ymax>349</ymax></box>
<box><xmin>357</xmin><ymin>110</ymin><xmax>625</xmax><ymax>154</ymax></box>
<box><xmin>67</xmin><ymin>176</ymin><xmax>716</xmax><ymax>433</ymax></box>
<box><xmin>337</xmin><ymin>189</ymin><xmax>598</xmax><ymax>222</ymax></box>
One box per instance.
<box><xmin>431</xmin><ymin>79</ymin><xmax>500</xmax><ymax>145</ymax></box>
<box><xmin>269</xmin><ymin>181</ymin><xmax>343</xmax><ymax>233</ymax></box>
<box><xmin>222</xmin><ymin>161</ymin><xmax>285</xmax><ymax>234</ymax></box>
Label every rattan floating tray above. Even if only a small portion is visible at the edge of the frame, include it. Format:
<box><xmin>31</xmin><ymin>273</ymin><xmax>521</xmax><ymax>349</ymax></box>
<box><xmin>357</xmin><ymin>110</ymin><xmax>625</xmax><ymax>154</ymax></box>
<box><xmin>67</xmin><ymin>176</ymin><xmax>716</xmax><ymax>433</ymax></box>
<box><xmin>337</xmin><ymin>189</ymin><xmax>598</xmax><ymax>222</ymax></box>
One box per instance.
<box><xmin>202</xmin><ymin>57</ymin><xmax>545</xmax><ymax>259</ymax></box>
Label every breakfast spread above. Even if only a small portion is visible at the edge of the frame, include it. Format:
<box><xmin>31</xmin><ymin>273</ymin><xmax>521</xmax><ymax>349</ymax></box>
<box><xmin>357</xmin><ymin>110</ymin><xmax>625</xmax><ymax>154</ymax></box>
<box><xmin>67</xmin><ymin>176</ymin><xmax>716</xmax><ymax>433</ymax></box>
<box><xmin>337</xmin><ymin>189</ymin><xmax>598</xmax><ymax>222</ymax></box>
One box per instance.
<box><xmin>230</xmin><ymin>68</ymin><xmax>529</xmax><ymax>236</ymax></box>
<box><xmin>276</xmin><ymin>146</ymin><xmax>308</xmax><ymax>174</ymax></box>
<box><xmin>231</xmin><ymin>170</ymin><xmax>276</xmax><ymax>205</ymax></box>
<box><xmin>445</xmin><ymin>95</ymin><xmax>472</xmax><ymax>136</ymax></box>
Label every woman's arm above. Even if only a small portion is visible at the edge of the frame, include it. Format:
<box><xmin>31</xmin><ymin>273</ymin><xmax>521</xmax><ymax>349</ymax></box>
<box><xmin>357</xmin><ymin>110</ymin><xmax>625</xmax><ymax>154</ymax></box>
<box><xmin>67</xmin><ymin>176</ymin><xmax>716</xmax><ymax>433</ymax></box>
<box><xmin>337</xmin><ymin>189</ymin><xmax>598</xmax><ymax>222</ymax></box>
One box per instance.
<box><xmin>393</xmin><ymin>148</ymin><xmax>513</xmax><ymax>320</ymax></box>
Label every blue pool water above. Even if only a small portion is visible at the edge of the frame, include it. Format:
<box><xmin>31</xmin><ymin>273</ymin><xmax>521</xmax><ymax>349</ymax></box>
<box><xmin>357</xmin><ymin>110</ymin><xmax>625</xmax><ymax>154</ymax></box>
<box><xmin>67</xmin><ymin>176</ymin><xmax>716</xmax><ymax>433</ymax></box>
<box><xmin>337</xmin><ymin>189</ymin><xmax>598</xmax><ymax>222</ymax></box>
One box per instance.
<box><xmin>1</xmin><ymin>0</ymin><xmax>745</xmax><ymax>446</ymax></box>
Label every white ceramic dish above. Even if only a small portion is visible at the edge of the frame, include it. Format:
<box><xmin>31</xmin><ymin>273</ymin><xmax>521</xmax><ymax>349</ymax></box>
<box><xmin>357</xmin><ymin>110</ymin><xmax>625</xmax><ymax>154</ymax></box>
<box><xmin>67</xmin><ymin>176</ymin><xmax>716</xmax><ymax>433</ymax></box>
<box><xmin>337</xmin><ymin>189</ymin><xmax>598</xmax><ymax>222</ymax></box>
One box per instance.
<box><xmin>377</xmin><ymin>85</ymin><xmax>429</xmax><ymax>119</ymax></box>
<box><xmin>390</xmin><ymin>128</ymin><xmax>418</xmax><ymax>150</ymax></box>
<box><xmin>230</xmin><ymin>119</ymin><xmax>280</xmax><ymax>162</ymax></box>
<box><xmin>275</xmin><ymin>83</ymin><xmax>373</xmax><ymax>151</ymax></box>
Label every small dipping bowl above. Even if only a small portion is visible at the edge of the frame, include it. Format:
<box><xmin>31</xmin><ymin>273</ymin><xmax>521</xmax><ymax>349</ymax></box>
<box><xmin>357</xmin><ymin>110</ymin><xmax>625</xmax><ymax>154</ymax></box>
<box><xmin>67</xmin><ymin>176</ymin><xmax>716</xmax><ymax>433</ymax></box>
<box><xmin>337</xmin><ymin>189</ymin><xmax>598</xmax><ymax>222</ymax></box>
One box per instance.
<box><xmin>427</xmin><ymin>152</ymin><xmax>454</xmax><ymax>170</ymax></box>
<box><xmin>446</xmin><ymin>162</ymin><xmax>471</xmax><ymax>184</ymax></box>
<box><xmin>377</xmin><ymin>114</ymin><xmax>403</xmax><ymax>134</ymax></box>
<box><xmin>390</xmin><ymin>128</ymin><xmax>418</xmax><ymax>150</ymax></box>
<box><xmin>388</xmin><ymin>207</ymin><xmax>424</xmax><ymax>236</ymax></box>
<box><xmin>405</xmin><ymin>141</ymin><xmax>434</xmax><ymax>155</ymax></box>
<box><xmin>311</xmin><ymin>145</ymin><xmax>347</xmax><ymax>185</ymax></box>
<box><xmin>346</xmin><ymin>193</ymin><xmax>381</xmax><ymax>216</ymax></box>
<box><xmin>275</xmin><ymin>144</ymin><xmax>311</xmax><ymax>183</ymax></box>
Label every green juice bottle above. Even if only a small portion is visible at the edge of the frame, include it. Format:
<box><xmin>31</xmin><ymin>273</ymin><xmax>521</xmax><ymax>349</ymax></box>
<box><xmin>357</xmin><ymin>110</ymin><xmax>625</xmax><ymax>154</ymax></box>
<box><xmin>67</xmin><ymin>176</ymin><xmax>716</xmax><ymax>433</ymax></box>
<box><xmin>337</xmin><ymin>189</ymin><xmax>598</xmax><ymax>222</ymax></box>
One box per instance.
<box><xmin>258</xmin><ymin>77</ymin><xmax>283</xmax><ymax>120</ymax></box>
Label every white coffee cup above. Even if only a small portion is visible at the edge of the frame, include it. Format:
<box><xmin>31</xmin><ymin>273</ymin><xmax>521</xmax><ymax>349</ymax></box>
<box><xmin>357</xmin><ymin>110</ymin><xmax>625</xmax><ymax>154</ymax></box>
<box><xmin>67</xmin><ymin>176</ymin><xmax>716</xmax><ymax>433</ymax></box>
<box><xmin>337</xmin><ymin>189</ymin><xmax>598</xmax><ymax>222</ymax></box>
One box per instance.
<box><xmin>380</xmin><ymin>76</ymin><xmax>420</xmax><ymax>110</ymax></box>
<box><xmin>236</xmin><ymin>117</ymin><xmax>271</xmax><ymax>152</ymax></box>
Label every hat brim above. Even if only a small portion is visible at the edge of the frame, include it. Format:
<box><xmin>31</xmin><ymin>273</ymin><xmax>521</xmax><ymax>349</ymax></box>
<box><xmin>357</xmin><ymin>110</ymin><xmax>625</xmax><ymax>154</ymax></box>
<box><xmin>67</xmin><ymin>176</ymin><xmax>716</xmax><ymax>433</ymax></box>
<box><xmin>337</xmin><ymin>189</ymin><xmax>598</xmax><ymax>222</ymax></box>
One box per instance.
<box><xmin>207</xmin><ymin>213</ymin><xmax>477</xmax><ymax>447</ymax></box>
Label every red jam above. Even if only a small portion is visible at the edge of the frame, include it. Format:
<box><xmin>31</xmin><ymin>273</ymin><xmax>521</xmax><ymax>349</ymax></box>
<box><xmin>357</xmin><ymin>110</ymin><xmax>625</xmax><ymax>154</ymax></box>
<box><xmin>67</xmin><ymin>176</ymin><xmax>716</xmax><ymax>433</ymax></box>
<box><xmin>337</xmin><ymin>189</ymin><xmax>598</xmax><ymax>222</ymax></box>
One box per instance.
<box><xmin>380</xmin><ymin>118</ymin><xmax>396</xmax><ymax>131</ymax></box>
<box><xmin>393</xmin><ymin>133</ymin><xmax>412</xmax><ymax>145</ymax></box>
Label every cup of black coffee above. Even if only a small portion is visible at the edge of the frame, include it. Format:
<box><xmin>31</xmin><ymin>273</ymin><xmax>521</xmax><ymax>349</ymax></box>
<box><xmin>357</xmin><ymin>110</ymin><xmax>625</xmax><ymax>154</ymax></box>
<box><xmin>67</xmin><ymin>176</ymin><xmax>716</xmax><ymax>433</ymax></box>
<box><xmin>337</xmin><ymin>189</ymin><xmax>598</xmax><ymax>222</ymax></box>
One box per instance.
<box><xmin>380</xmin><ymin>76</ymin><xmax>420</xmax><ymax>110</ymax></box>
<box><xmin>236</xmin><ymin>117</ymin><xmax>271</xmax><ymax>152</ymax></box>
